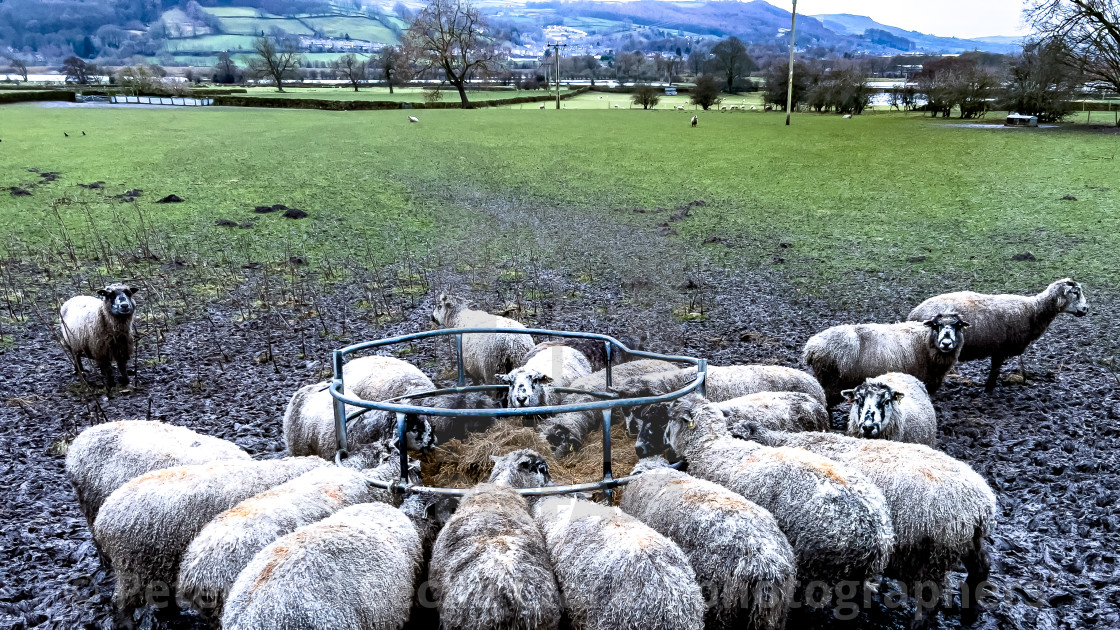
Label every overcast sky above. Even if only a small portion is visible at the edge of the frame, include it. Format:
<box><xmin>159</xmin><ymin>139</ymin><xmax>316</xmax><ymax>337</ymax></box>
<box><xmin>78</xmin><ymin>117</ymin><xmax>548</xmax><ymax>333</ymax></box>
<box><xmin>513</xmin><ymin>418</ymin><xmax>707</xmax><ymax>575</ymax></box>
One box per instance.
<box><xmin>777</xmin><ymin>0</ymin><xmax>1031</xmax><ymax>39</ymax></box>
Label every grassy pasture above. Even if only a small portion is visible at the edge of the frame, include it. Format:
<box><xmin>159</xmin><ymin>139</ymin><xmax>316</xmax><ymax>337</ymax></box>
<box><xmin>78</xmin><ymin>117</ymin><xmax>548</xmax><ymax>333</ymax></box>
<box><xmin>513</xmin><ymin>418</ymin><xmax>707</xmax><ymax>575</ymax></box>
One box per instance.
<box><xmin>1</xmin><ymin>103</ymin><xmax>1117</xmax><ymax>296</ymax></box>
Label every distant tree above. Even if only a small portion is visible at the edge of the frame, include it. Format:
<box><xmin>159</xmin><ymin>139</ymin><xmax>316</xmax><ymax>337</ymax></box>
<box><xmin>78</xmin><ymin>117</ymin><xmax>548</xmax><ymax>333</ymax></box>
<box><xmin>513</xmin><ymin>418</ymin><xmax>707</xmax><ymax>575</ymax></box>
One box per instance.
<box><xmin>61</xmin><ymin>56</ymin><xmax>95</xmax><ymax>84</ymax></box>
<box><xmin>248</xmin><ymin>36</ymin><xmax>300</xmax><ymax>92</ymax></box>
<box><xmin>762</xmin><ymin>58</ymin><xmax>812</xmax><ymax>110</ymax></box>
<box><xmin>1001</xmin><ymin>39</ymin><xmax>1082</xmax><ymax>122</ymax></box>
<box><xmin>631</xmin><ymin>84</ymin><xmax>660</xmax><ymax>109</ymax></box>
<box><xmin>378</xmin><ymin>45</ymin><xmax>409</xmax><ymax>93</ymax></box>
<box><xmin>805</xmin><ymin>65</ymin><xmax>872</xmax><ymax>115</ymax></box>
<box><xmin>6</xmin><ymin>56</ymin><xmax>28</xmax><ymax>82</ymax></box>
<box><xmin>422</xmin><ymin>87</ymin><xmax>444</xmax><ymax>103</ymax></box>
<box><xmin>687</xmin><ymin>48</ymin><xmax>709</xmax><ymax>76</ymax></box>
<box><xmin>915</xmin><ymin>57</ymin><xmax>998</xmax><ymax>118</ymax></box>
<box><xmin>405</xmin><ymin>0</ymin><xmax>504</xmax><ymax>108</ymax></box>
<box><xmin>75</xmin><ymin>35</ymin><xmax>97</xmax><ymax>59</ymax></box>
<box><xmin>117</xmin><ymin>64</ymin><xmax>159</xmax><ymax>94</ymax></box>
<box><xmin>1029</xmin><ymin>0</ymin><xmax>1120</xmax><ymax>101</ymax></box>
<box><xmin>213</xmin><ymin>51</ymin><xmax>241</xmax><ymax>84</ymax></box>
<box><xmin>332</xmin><ymin>53</ymin><xmax>366</xmax><ymax>91</ymax></box>
<box><xmin>690</xmin><ymin>74</ymin><xmax>722</xmax><ymax>109</ymax></box>
<box><xmin>709</xmin><ymin>36</ymin><xmax>753</xmax><ymax>92</ymax></box>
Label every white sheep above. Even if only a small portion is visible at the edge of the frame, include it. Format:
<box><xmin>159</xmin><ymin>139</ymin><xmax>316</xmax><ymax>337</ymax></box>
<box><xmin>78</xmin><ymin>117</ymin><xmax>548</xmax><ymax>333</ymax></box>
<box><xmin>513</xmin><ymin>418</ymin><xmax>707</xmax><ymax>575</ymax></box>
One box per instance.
<box><xmin>803</xmin><ymin>313</ymin><xmax>970</xmax><ymax>405</ymax></box>
<box><xmin>65</xmin><ymin>420</ymin><xmax>249</xmax><ymax>529</ymax></box>
<box><xmin>221</xmin><ymin>502</ymin><xmax>422</xmax><ymax>630</ymax></box>
<box><xmin>613</xmin><ymin>364</ymin><xmax>827</xmax><ymax>406</ymax></box>
<box><xmin>408</xmin><ymin>115</ymin><xmax>419</xmax><ymax>123</ymax></box>
<box><xmin>908</xmin><ymin>278</ymin><xmax>1088</xmax><ymax>391</ymax></box>
<box><xmin>499</xmin><ymin>342</ymin><xmax>593</xmax><ymax>409</ymax></box>
<box><xmin>59</xmin><ymin>282</ymin><xmax>137</xmax><ymax>387</ymax></box>
<box><xmin>430</xmin><ymin>483</ymin><xmax>563</xmax><ymax>630</ymax></box>
<box><xmin>843</xmin><ymin>372</ymin><xmax>937</xmax><ymax>445</ymax></box>
<box><xmin>93</xmin><ymin>457</ymin><xmax>328</xmax><ymax>616</ymax></box>
<box><xmin>714</xmin><ymin>391</ymin><xmax>830</xmax><ymax>434</ymax></box>
<box><xmin>430</xmin><ymin>293</ymin><xmax>535</xmax><ymax>386</ymax></box>
<box><xmin>739</xmin><ymin>425</ymin><xmax>996</xmax><ymax>617</ymax></box>
<box><xmin>534</xmin><ymin>495</ymin><xmax>705</xmax><ymax>630</ymax></box>
<box><xmin>176</xmin><ymin>454</ymin><xmax>413</xmax><ymax>620</ymax></box>
<box><xmin>663</xmin><ymin>394</ymin><xmax>895</xmax><ymax>586</ymax></box>
<box><xmin>621</xmin><ymin>458</ymin><xmax>796</xmax><ymax>630</ymax></box>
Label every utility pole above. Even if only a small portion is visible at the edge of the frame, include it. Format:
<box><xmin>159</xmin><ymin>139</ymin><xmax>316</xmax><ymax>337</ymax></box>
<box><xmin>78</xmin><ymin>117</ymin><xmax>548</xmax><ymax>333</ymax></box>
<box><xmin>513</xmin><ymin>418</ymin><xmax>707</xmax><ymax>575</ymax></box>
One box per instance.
<box><xmin>785</xmin><ymin>0</ymin><xmax>797</xmax><ymax>126</ymax></box>
<box><xmin>547</xmin><ymin>42</ymin><xmax>568</xmax><ymax>109</ymax></box>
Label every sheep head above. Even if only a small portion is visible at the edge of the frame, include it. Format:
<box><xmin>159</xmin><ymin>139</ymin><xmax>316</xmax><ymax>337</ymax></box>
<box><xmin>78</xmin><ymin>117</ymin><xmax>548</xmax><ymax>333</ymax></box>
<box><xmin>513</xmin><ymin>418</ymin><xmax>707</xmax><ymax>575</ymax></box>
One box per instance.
<box><xmin>1054</xmin><ymin>278</ymin><xmax>1089</xmax><ymax>317</ymax></box>
<box><xmin>663</xmin><ymin>393</ymin><xmax>721</xmax><ymax>462</ymax></box>
<box><xmin>499</xmin><ymin>368</ymin><xmax>553</xmax><ymax>408</ymax></box>
<box><xmin>923</xmin><ymin>313</ymin><xmax>969</xmax><ymax>354</ymax></box>
<box><xmin>430</xmin><ymin>292</ymin><xmax>467</xmax><ymax>326</ymax></box>
<box><xmin>98</xmin><ymin>283</ymin><xmax>137</xmax><ymax>317</ymax></box>
<box><xmin>488</xmin><ymin>449</ymin><xmax>552</xmax><ymax>489</ymax></box>
<box><xmin>843</xmin><ymin>381</ymin><xmax>904</xmax><ymax>439</ymax></box>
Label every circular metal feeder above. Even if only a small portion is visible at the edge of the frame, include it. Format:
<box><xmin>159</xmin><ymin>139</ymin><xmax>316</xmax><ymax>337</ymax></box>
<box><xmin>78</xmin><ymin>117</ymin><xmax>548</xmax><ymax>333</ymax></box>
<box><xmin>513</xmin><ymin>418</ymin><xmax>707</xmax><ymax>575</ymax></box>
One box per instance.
<box><xmin>328</xmin><ymin>328</ymin><xmax>707</xmax><ymax>499</ymax></box>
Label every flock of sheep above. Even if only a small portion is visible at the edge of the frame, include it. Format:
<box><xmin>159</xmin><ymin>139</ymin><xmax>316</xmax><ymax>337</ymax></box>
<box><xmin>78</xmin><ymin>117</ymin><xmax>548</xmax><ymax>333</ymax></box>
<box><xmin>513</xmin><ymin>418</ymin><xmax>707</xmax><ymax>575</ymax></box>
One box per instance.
<box><xmin>57</xmin><ymin>278</ymin><xmax>1088</xmax><ymax>629</ymax></box>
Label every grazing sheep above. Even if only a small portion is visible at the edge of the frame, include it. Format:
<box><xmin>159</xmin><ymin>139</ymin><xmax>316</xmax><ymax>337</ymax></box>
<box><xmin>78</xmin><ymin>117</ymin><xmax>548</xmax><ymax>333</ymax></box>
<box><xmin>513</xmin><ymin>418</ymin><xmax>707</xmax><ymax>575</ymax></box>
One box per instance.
<box><xmin>221</xmin><ymin>502</ymin><xmax>422</xmax><ymax>630</ymax></box>
<box><xmin>59</xmin><ymin>282</ymin><xmax>137</xmax><ymax>387</ymax></box>
<box><xmin>176</xmin><ymin>453</ymin><xmax>416</xmax><ymax>620</ymax></box>
<box><xmin>690</xmin><ymin>115</ymin><xmax>697</xmax><ymax>126</ymax></box>
<box><xmin>621</xmin><ymin>458</ymin><xmax>796</xmax><ymax>630</ymax></box>
<box><xmin>803</xmin><ymin>313</ymin><xmax>970</xmax><ymax>405</ymax></box>
<box><xmin>430</xmin><ymin>483</ymin><xmax>563</xmax><ymax>630</ymax></box>
<box><xmin>908</xmin><ymin>278</ymin><xmax>1089</xmax><ymax>391</ymax></box>
<box><xmin>65</xmin><ymin>420</ymin><xmax>249</xmax><ymax>529</ymax></box>
<box><xmin>500</xmin><ymin>342</ymin><xmax>593</xmax><ymax>409</ymax></box>
<box><xmin>93</xmin><ymin>457</ymin><xmax>327</xmax><ymax>615</ymax></box>
<box><xmin>538</xmin><ymin>359</ymin><xmax>676</xmax><ymax>456</ymax></box>
<box><xmin>842</xmin><ymin>372</ymin><xmax>936</xmax><ymax>445</ymax></box>
<box><xmin>663</xmin><ymin>394</ymin><xmax>895</xmax><ymax>585</ymax></box>
<box><xmin>715</xmin><ymin>391</ymin><xmax>830</xmax><ymax>434</ymax></box>
<box><xmin>738</xmin><ymin>425</ymin><xmax>996</xmax><ymax>606</ymax></box>
<box><xmin>408</xmin><ymin>115</ymin><xmax>419</xmax><ymax>123</ymax></box>
<box><xmin>431</xmin><ymin>293</ymin><xmax>536</xmax><ymax>385</ymax></box>
<box><xmin>539</xmin><ymin>103</ymin><xmax>546</xmax><ymax>109</ymax></box>
<box><xmin>533</xmin><ymin>495</ymin><xmax>705</xmax><ymax>630</ymax></box>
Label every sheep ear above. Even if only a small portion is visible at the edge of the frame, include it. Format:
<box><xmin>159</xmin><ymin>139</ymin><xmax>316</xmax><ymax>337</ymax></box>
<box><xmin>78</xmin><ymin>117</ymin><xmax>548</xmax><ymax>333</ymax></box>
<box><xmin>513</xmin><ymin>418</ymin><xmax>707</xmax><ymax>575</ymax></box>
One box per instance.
<box><xmin>496</xmin><ymin>373</ymin><xmax>512</xmax><ymax>384</ymax></box>
<box><xmin>124</xmin><ymin>287</ymin><xmax>138</xmax><ymax>297</ymax></box>
<box><xmin>959</xmin><ymin>319</ymin><xmax>971</xmax><ymax>328</ymax></box>
<box><xmin>922</xmin><ymin>317</ymin><xmax>939</xmax><ymax>328</ymax></box>
<box><xmin>841</xmin><ymin>388</ymin><xmax>856</xmax><ymax>402</ymax></box>
<box><xmin>892</xmin><ymin>392</ymin><xmax>905</xmax><ymax>404</ymax></box>
<box><xmin>533</xmin><ymin>374</ymin><xmax>554</xmax><ymax>385</ymax></box>
<box><xmin>96</xmin><ymin>289</ymin><xmax>109</xmax><ymax>297</ymax></box>
<box><xmin>517</xmin><ymin>456</ymin><xmax>533</xmax><ymax>470</ymax></box>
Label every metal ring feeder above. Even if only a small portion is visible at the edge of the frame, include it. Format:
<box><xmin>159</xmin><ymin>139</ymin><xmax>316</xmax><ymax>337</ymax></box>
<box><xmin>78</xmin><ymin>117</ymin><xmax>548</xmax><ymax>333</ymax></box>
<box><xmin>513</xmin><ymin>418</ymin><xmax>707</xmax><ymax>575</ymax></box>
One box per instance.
<box><xmin>329</xmin><ymin>328</ymin><xmax>707</xmax><ymax>500</ymax></box>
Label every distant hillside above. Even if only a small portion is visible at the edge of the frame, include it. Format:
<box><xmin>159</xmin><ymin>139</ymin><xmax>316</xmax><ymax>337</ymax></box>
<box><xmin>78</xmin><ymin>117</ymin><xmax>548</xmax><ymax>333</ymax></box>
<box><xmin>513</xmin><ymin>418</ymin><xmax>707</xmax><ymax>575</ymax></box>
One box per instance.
<box><xmin>811</xmin><ymin>13</ymin><xmax>1020</xmax><ymax>54</ymax></box>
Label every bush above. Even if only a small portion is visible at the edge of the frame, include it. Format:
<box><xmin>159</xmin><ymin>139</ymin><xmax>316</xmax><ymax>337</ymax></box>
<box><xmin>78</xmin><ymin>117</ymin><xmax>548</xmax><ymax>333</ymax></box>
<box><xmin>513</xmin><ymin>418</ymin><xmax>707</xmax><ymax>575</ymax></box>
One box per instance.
<box><xmin>631</xmin><ymin>84</ymin><xmax>660</xmax><ymax>110</ymax></box>
<box><xmin>690</xmin><ymin>75</ymin><xmax>722</xmax><ymax>110</ymax></box>
<box><xmin>1000</xmin><ymin>40</ymin><xmax>1081</xmax><ymax>123</ymax></box>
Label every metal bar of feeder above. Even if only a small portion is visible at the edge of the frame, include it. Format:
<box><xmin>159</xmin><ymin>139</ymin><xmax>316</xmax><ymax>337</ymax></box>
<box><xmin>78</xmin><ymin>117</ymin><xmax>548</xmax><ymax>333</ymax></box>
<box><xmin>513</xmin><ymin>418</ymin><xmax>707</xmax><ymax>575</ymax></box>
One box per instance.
<box><xmin>601</xmin><ymin>407</ymin><xmax>613</xmax><ymax>503</ymax></box>
<box><xmin>396</xmin><ymin>412</ymin><xmax>408</xmax><ymax>482</ymax></box>
<box><xmin>332</xmin><ymin>350</ymin><xmax>348</xmax><ymax>457</ymax></box>
<box><xmin>455</xmin><ymin>334</ymin><xmax>465</xmax><ymax>387</ymax></box>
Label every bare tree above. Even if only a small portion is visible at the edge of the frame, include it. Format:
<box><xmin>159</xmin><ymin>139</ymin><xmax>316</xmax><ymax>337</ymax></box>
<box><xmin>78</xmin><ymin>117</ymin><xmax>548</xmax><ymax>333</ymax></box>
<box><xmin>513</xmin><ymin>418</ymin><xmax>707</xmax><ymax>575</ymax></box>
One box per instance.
<box><xmin>378</xmin><ymin>45</ymin><xmax>409</xmax><ymax>93</ymax></box>
<box><xmin>1002</xmin><ymin>39</ymin><xmax>1084</xmax><ymax>121</ymax></box>
<box><xmin>631</xmin><ymin>84</ymin><xmax>661</xmax><ymax>109</ymax></box>
<box><xmin>710</xmin><ymin>36</ymin><xmax>753</xmax><ymax>92</ymax></box>
<box><xmin>405</xmin><ymin>0</ymin><xmax>504</xmax><ymax>108</ymax></box>
<box><xmin>6</xmin><ymin>56</ymin><xmax>28</xmax><ymax>82</ymax></box>
<box><xmin>248</xmin><ymin>37</ymin><xmax>300</xmax><ymax>92</ymax></box>
<box><xmin>213</xmin><ymin>51</ymin><xmax>241</xmax><ymax>84</ymax></box>
<box><xmin>61</xmin><ymin>56</ymin><xmax>95</xmax><ymax>84</ymax></box>
<box><xmin>332</xmin><ymin>53</ymin><xmax>367</xmax><ymax>91</ymax></box>
<box><xmin>1029</xmin><ymin>0</ymin><xmax>1120</xmax><ymax>101</ymax></box>
<box><xmin>690</xmin><ymin>74</ymin><xmax>722</xmax><ymax>109</ymax></box>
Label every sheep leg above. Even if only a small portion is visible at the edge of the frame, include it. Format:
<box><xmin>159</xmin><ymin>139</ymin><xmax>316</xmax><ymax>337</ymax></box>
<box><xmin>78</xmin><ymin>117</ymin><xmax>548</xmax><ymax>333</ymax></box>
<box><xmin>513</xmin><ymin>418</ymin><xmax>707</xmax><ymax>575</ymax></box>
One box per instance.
<box><xmin>961</xmin><ymin>527</ymin><xmax>991</xmax><ymax>623</ymax></box>
<box><xmin>116</xmin><ymin>356</ymin><xmax>130</xmax><ymax>386</ymax></box>
<box><xmin>984</xmin><ymin>356</ymin><xmax>1005</xmax><ymax>392</ymax></box>
<box><xmin>98</xmin><ymin>358</ymin><xmax>115</xmax><ymax>390</ymax></box>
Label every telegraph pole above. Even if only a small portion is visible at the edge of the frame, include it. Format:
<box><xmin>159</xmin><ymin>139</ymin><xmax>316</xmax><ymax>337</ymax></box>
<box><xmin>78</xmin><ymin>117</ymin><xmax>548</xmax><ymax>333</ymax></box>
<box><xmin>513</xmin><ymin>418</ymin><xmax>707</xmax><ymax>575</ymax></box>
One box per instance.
<box><xmin>547</xmin><ymin>42</ymin><xmax>568</xmax><ymax>109</ymax></box>
<box><xmin>785</xmin><ymin>0</ymin><xmax>797</xmax><ymax>125</ymax></box>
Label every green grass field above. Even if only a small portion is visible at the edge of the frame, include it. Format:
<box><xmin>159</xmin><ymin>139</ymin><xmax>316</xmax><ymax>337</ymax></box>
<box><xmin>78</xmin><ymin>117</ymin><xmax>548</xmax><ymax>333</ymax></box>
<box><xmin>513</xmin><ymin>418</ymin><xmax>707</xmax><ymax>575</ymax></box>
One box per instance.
<box><xmin>1</xmin><ymin>103</ymin><xmax>1117</xmax><ymax>295</ymax></box>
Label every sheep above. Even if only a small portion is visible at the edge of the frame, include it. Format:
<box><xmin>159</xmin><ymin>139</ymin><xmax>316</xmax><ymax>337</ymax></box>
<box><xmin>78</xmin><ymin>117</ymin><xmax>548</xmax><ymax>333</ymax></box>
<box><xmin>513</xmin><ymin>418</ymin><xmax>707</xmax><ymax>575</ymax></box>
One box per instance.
<box><xmin>842</xmin><ymin>372</ymin><xmax>937</xmax><ymax>445</ymax></box>
<box><xmin>539</xmin><ymin>103</ymin><xmax>546</xmax><ymax>109</ymax></box>
<box><xmin>59</xmin><ymin>282</ymin><xmax>137</xmax><ymax>387</ymax></box>
<box><xmin>612</xmin><ymin>364</ymin><xmax>827</xmax><ymax>406</ymax></box>
<box><xmin>500</xmin><ymin>342</ymin><xmax>593</xmax><ymax>410</ymax></box>
<box><xmin>908</xmin><ymin>278</ymin><xmax>1089</xmax><ymax>391</ymax></box>
<box><xmin>429</xmin><ymin>483</ymin><xmax>563</xmax><ymax>630</ymax></box>
<box><xmin>409</xmin><ymin>115</ymin><xmax>419</xmax><ymax>123</ymax></box>
<box><xmin>736</xmin><ymin>425</ymin><xmax>996</xmax><ymax>616</ymax></box>
<box><xmin>92</xmin><ymin>457</ymin><xmax>327</xmax><ymax>616</ymax></box>
<box><xmin>176</xmin><ymin>452</ymin><xmax>417</xmax><ymax>620</ymax></box>
<box><xmin>803</xmin><ymin>312</ymin><xmax>970</xmax><ymax>405</ymax></box>
<box><xmin>533</xmin><ymin>495</ymin><xmax>706</xmax><ymax>630</ymax></box>
<box><xmin>65</xmin><ymin>420</ymin><xmax>249</xmax><ymax>529</ymax></box>
<box><xmin>620</xmin><ymin>458</ymin><xmax>796</xmax><ymax>630</ymax></box>
<box><xmin>691</xmin><ymin>115</ymin><xmax>697</xmax><ymax>127</ymax></box>
<box><xmin>538</xmin><ymin>358</ymin><xmax>676</xmax><ymax>456</ymax></box>
<box><xmin>662</xmin><ymin>394</ymin><xmax>895</xmax><ymax>585</ymax></box>
<box><xmin>221</xmin><ymin>502</ymin><xmax>422</xmax><ymax>630</ymax></box>
<box><xmin>536</xmin><ymin>335</ymin><xmax>640</xmax><ymax>372</ymax></box>
<box><xmin>431</xmin><ymin>293</ymin><xmax>536</xmax><ymax>386</ymax></box>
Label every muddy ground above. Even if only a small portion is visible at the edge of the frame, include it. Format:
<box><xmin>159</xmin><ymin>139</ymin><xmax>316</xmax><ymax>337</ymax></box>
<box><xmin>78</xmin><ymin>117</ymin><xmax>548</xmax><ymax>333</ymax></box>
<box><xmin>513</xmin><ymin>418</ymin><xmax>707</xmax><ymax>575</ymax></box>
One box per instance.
<box><xmin>1</xmin><ymin>203</ymin><xmax>1118</xmax><ymax>630</ymax></box>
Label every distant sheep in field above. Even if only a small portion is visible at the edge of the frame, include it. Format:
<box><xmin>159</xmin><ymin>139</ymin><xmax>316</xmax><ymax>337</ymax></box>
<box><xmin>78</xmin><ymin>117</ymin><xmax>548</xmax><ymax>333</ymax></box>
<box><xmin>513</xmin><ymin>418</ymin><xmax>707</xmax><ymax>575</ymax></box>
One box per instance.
<box><xmin>408</xmin><ymin>115</ymin><xmax>419</xmax><ymax>123</ymax></box>
<box><xmin>622</xmin><ymin>458</ymin><xmax>796</xmax><ymax>630</ymax></box>
<box><xmin>739</xmin><ymin>425</ymin><xmax>996</xmax><ymax>617</ymax></box>
<box><xmin>65</xmin><ymin>420</ymin><xmax>249</xmax><ymax>530</ymax></box>
<box><xmin>500</xmin><ymin>342</ymin><xmax>592</xmax><ymax>410</ymax></box>
<box><xmin>59</xmin><ymin>282</ymin><xmax>137</xmax><ymax>388</ymax></box>
<box><xmin>803</xmin><ymin>313</ymin><xmax>970</xmax><ymax>405</ymax></box>
<box><xmin>691</xmin><ymin>115</ymin><xmax>697</xmax><ymax>127</ymax></box>
<box><xmin>909</xmin><ymin>278</ymin><xmax>1088</xmax><ymax>391</ymax></box>
<box><xmin>430</xmin><ymin>483</ymin><xmax>563</xmax><ymax>630</ymax></box>
<box><xmin>221</xmin><ymin>502</ymin><xmax>422</xmax><ymax>630</ymax></box>
<box><xmin>538</xmin><ymin>358</ymin><xmax>676</xmax><ymax>456</ymax></box>
<box><xmin>540</xmin><ymin>103</ymin><xmax>546</xmax><ymax>109</ymax></box>
<box><xmin>430</xmin><ymin>293</ymin><xmax>535</xmax><ymax>386</ymax></box>
<box><xmin>663</xmin><ymin>394</ymin><xmax>895</xmax><ymax>585</ymax></box>
<box><xmin>93</xmin><ymin>457</ymin><xmax>327</xmax><ymax>617</ymax></box>
<box><xmin>842</xmin><ymin>372</ymin><xmax>936</xmax><ymax>445</ymax></box>
<box><xmin>534</xmin><ymin>495</ymin><xmax>705</xmax><ymax>630</ymax></box>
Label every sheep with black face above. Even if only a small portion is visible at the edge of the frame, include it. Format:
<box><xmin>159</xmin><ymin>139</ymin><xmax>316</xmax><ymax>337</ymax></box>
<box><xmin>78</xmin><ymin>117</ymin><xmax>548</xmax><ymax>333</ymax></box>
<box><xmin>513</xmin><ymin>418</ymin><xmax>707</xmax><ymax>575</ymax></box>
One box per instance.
<box><xmin>59</xmin><ymin>282</ymin><xmax>138</xmax><ymax>388</ymax></box>
<box><xmin>909</xmin><ymin>278</ymin><xmax>1088</xmax><ymax>391</ymax></box>
<box><xmin>499</xmin><ymin>342</ymin><xmax>593</xmax><ymax>411</ymax></box>
<box><xmin>842</xmin><ymin>372</ymin><xmax>936</xmax><ymax>446</ymax></box>
<box><xmin>803</xmin><ymin>313</ymin><xmax>970</xmax><ymax>405</ymax></box>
